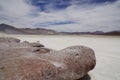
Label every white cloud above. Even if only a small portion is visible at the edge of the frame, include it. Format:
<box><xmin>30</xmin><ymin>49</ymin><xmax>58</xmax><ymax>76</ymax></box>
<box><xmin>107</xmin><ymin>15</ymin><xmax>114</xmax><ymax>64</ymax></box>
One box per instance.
<box><xmin>0</xmin><ymin>0</ymin><xmax>120</xmax><ymax>32</ymax></box>
<box><xmin>47</xmin><ymin>0</ymin><xmax>120</xmax><ymax>32</ymax></box>
<box><xmin>0</xmin><ymin>0</ymin><xmax>33</xmax><ymax>17</ymax></box>
<box><xmin>0</xmin><ymin>0</ymin><xmax>38</xmax><ymax>28</ymax></box>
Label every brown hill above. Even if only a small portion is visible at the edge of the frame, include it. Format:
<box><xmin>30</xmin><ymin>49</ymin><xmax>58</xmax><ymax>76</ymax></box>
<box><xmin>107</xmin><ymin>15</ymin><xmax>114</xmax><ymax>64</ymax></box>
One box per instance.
<box><xmin>0</xmin><ymin>23</ymin><xmax>57</xmax><ymax>35</ymax></box>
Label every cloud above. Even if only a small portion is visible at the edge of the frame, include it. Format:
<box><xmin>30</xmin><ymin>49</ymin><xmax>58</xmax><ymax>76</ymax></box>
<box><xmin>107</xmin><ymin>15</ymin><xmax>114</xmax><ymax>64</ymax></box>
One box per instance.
<box><xmin>46</xmin><ymin>0</ymin><xmax>120</xmax><ymax>32</ymax></box>
<box><xmin>0</xmin><ymin>0</ymin><xmax>120</xmax><ymax>32</ymax></box>
<box><xmin>0</xmin><ymin>0</ymin><xmax>33</xmax><ymax>17</ymax></box>
<box><xmin>34</xmin><ymin>20</ymin><xmax>76</xmax><ymax>27</ymax></box>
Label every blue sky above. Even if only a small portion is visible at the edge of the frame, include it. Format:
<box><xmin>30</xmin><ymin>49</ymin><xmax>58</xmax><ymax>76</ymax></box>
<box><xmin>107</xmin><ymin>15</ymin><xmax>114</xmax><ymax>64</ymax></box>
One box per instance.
<box><xmin>0</xmin><ymin>0</ymin><xmax>120</xmax><ymax>32</ymax></box>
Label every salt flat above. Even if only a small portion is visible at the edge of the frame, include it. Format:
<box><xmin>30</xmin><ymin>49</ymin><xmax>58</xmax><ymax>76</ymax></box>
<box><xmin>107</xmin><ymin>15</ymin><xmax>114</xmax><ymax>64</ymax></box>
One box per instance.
<box><xmin>0</xmin><ymin>34</ymin><xmax>120</xmax><ymax>80</ymax></box>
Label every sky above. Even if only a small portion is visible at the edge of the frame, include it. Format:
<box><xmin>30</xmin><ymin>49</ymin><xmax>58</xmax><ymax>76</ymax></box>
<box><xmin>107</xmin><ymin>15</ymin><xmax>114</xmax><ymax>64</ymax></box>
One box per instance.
<box><xmin>0</xmin><ymin>0</ymin><xmax>120</xmax><ymax>32</ymax></box>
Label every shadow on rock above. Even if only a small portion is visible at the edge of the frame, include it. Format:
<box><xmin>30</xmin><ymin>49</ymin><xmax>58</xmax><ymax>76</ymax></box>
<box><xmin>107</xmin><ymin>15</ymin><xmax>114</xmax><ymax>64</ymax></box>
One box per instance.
<box><xmin>77</xmin><ymin>74</ymin><xmax>90</xmax><ymax>80</ymax></box>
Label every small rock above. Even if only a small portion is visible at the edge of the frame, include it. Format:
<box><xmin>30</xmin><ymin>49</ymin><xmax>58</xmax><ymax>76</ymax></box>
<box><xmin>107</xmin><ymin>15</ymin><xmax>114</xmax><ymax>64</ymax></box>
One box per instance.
<box><xmin>30</xmin><ymin>42</ymin><xmax>44</xmax><ymax>47</ymax></box>
<box><xmin>38</xmin><ymin>48</ymin><xmax>50</xmax><ymax>54</ymax></box>
<box><xmin>23</xmin><ymin>41</ymin><xmax>29</xmax><ymax>44</ymax></box>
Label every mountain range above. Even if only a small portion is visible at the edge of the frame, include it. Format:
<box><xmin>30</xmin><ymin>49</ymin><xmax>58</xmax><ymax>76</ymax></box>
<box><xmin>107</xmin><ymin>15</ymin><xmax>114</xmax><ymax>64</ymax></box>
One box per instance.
<box><xmin>0</xmin><ymin>23</ymin><xmax>120</xmax><ymax>35</ymax></box>
<box><xmin>0</xmin><ymin>23</ymin><xmax>57</xmax><ymax>35</ymax></box>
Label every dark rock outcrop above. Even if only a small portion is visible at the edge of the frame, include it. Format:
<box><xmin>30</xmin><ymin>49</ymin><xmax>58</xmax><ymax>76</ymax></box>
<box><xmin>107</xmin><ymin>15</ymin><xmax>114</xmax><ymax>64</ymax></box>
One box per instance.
<box><xmin>0</xmin><ymin>37</ymin><xmax>96</xmax><ymax>80</ymax></box>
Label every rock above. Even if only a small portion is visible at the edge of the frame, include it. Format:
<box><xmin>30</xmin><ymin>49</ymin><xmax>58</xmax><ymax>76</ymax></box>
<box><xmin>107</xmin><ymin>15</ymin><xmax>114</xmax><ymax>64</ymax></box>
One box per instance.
<box><xmin>23</xmin><ymin>41</ymin><xmax>29</xmax><ymax>44</ymax></box>
<box><xmin>38</xmin><ymin>46</ymin><xmax>96</xmax><ymax>80</ymax></box>
<box><xmin>0</xmin><ymin>37</ymin><xmax>96</xmax><ymax>80</ymax></box>
<box><xmin>0</xmin><ymin>41</ymin><xmax>31</xmax><ymax>50</ymax></box>
<box><xmin>0</xmin><ymin>37</ymin><xmax>20</xmax><ymax>43</ymax></box>
<box><xmin>30</xmin><ymin>42</ymin><xmax>44</xmax><ymax>47</ymax></box>
<box><xmin>35</xmin><ymin>47</ymin><xmax>54</xmax><ymax>54</ymax></box>
<box><xmin>0</xmin><ymin>58</ymin><xmax>58</xmax><ymax>80</ymax></box>
<box><xmin>38</xmin><ymin>47</ymin><xmax>50</xmax><ymax>53</ymax></box>
<box><xmin>76</xmin><ymin>74</ymin><xmax>90</xmax><ymax>80</ymax></box>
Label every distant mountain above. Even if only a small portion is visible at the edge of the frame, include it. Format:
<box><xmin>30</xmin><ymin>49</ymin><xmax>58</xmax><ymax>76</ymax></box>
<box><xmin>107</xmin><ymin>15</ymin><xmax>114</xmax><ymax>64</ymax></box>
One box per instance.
<box><xmin>0</xmin><ymin>23</ymin><xmax>120</xmax><ymax>35</ymax></box>
<box><xmin>20</xmin><ymin>28</ymin><xmax>57</xmax><ymax>35</ymax></box>
<box><xmin>0</xmin><ymin>23</ymin><xmax>57</xmax><ymax>35</ymax></box>
<box><xmin>0</xmin><ymin>24</ymin><xmax>24</xmax><ymax>34</ymax></box>
<box><xmin>60</xmin><ymin>31</ymin><xmax>105</xmax><ymax>35</ymax></box>
<box><xmin>102</xmin><ymin>31</ymin><xmax>120</xmax><ymax>36</ymax></box>
<box><xmin>60</xmin><ymin>30</ymin><xmax>120</xmax><ymax>36</ymax></box>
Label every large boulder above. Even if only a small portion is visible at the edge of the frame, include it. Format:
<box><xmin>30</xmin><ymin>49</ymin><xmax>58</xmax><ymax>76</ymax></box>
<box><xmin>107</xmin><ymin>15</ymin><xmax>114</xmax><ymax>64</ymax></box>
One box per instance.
<box><xmin>0</xmin><ymin>37</ymin><xmax>96</xmax><ymax>80</ymax></box>
<box><xmin>38</xmin><ymin>46</ymin><xmax>96</xmax><ymax>80</ymax></box>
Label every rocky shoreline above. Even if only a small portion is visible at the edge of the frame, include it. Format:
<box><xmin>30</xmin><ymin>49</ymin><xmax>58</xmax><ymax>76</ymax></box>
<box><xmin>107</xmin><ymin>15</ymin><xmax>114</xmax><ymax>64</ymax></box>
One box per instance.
<box><xmin>0</xmin><ymin>37</ymin><xmax>96</xmax><ymax>80</ymax></box>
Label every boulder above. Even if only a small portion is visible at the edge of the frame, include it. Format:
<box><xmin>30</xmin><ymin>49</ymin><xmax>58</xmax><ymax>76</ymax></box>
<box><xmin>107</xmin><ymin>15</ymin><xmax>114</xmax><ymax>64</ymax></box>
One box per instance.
<box><xmin>0</xmin><ymin>37</ymin><xmax>96</xmax><ymax>80</ymax></box>
<box><xmin>38</xmin><ymin>46</ymin><xmax>96</xmax><ymax>80</ymax></box>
